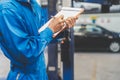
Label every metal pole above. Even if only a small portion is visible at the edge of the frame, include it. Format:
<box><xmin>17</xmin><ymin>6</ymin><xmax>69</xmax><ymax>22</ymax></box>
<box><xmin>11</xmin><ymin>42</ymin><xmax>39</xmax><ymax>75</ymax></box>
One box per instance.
<box><xmin>61</xmin><ymin>0</ymin><xmax>74</xmax><ymax>80</ymax></box>
<box><xmin>47</xmin><ymin>0</ymin><xmax>59</xmax><ymax>80</ymax></box>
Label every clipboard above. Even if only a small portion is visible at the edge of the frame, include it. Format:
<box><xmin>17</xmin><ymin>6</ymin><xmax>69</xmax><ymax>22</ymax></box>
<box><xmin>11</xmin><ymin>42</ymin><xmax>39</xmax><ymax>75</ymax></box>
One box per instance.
<box><xmin>38</xmin><ymin>7</ymin><xmax>84</xmax><ymax>37</ymax></box>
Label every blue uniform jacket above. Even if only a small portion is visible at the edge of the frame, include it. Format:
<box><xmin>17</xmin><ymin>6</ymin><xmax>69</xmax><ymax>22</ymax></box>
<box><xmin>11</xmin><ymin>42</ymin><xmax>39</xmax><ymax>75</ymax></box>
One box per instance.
<box><xmin>0</xmin><ymin>0</ymin><xmax>53</xmax><ymax>80</ymax></box>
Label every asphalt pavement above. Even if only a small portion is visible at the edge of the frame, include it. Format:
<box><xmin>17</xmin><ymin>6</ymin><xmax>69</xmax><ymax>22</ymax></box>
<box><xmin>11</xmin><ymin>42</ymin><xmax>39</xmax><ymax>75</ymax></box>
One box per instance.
<box><xmin>0</xmin><ymin>50</ymin><xmax>9</xmax><ymax>80</ymax></box>
<box><xmin>74</xmin><ymin>52</ymin><xmax>120</xmax><ymax>80</ymax></box>
<box><xmin>0</xmin><ymin>50</ymin><xmax>120</xmax><ymax>80</ymax></box>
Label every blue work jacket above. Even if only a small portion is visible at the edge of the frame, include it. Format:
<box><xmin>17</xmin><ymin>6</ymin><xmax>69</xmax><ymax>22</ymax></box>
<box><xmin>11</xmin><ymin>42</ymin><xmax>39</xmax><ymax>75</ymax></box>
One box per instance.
<box><xmin>0</xmin><ymin>0</ymin><xmax>53</xmax><ymax>80</ymax></box>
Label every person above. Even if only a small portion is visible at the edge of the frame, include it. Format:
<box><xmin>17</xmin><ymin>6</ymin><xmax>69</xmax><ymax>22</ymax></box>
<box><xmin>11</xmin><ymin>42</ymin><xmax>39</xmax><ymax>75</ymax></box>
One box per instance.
<box><xmin>0</xmin><ymin>0</ymin><xmax>77</xmax><ymax>80</ymax></box>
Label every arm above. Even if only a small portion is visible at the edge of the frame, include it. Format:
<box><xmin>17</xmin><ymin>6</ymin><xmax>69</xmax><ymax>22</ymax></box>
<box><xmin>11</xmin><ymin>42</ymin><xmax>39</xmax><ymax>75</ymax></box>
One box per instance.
<box><xmin>0</xmin><ymin>9</ymin><xmax>53</xmax><ymax>64</ymax></box>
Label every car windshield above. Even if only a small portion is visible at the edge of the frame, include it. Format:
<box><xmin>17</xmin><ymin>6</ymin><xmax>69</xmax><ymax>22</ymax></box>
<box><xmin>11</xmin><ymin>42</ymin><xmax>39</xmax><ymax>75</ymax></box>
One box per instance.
<box><xmin>74</xmin><ymin>24</ymin><xmax>102</xmax><ymax>34</ymax></box>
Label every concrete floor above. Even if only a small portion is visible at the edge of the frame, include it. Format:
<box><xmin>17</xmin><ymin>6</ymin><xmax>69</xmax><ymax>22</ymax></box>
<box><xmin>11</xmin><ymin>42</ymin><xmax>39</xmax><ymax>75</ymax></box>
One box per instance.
<box><xmin>0</xmin><ymin>51</ymin><xmax>120</xmax><ymax>80</ymax></box>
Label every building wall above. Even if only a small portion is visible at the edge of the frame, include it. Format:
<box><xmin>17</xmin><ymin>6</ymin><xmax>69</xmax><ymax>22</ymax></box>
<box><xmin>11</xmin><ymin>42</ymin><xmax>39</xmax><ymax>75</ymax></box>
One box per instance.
<box><xmin>62</xmin><ymin>0</ymin><xmax>72</xmax><ymax>7</ymax></box>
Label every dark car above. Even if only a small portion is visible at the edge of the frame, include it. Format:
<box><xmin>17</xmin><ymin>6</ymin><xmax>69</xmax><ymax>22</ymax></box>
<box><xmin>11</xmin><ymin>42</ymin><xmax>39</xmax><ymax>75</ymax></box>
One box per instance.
<box><xmin>74</xmin><ymin>23</ymin><xmax>120</xmax><ymax>52</ymax></box>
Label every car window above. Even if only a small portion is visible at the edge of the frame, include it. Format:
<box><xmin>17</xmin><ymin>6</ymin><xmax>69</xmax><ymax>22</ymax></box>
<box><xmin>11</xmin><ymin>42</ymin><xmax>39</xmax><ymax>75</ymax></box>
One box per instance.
<box><xmin>74</xmin><ymin>27</ymin><xmax>81</xmax><ymax>33</ymax></box>
<box><xmin>92</xmin><ymin>27</ymin><xmax>102</xmax><ymax>33</ymax></box>
<box><xmin>74</xmin><ymin>25</ymin><xmax>87</xmax><ymax>33</ymax></box>
<box><xmin>74</xmin><ymin>24</ymin><xmax>102</xmax><ymax>34</ymax></box>
<box><xmin>86</xmin><ymin>25</ymin><xmax>102</xmax><ymax>34</ymax></box>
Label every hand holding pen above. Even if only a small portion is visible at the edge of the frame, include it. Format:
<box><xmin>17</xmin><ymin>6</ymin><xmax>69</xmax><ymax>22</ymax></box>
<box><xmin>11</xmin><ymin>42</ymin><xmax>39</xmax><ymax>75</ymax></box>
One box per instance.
<box><xmin>48</xmin><ymin>8</ymin><xmax>84</xmax><ymax>38</ymax></box>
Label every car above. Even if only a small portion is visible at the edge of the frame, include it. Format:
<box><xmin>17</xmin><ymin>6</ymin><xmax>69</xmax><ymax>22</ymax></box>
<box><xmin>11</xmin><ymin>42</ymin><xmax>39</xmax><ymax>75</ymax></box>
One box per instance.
<box><xmin>73</xmin><ymin>23</ymin><xmax>120</xmax><ymax>52</ymax></box>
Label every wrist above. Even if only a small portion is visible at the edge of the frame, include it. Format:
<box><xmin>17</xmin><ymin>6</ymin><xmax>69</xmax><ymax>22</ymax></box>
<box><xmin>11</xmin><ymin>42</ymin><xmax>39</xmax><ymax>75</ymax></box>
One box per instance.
<box><xmin>48</xmin><ymin>26</ymin><xmax>55</xmax><ymax>33</ymax></box>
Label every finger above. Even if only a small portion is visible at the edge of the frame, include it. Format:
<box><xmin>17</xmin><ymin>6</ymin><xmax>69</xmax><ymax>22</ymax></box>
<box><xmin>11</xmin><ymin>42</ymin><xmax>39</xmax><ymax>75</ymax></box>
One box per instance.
<box><xmin>74</xmin><ymin>8</ymin><xmax>84</xmax><ymax>19</ymax></box>
<box><xmin>66</xmin><ymin>17</ymin><xmax>74</xmax><ymax>27</ymax></box>
<box><xmin>57</xmin><ymin>14</ymin><xmax>64</xmax><ymax>20</ymax></box>
<box><xmin>71</xmin><ymin>17</ymin><xmax>76</xmax><ymax>25</ymax></box>
<box><xmin>59</xmin><ymin>21</ymin><xmax>65</xmax><ymax>28</ymax></box>
<box><xmin>58</xmin><ymin>19</ymin><xmax>65</xmax><ymax>24</ymax></box>
<box><xmin>65</xmin><ymin>20</ymin><xmax>72</xmax><ymax>28</ymax></box>
<box><xmin>69</xmin><ymin>18</ymin><xmax>74</xmax><ymax>26</ymax></box>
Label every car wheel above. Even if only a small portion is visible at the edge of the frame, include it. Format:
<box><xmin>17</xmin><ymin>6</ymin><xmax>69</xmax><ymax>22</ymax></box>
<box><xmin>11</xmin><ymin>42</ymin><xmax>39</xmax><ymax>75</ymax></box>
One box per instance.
<box><xmin>109</xmin><ymin>42</ymin><xmax>120</xmax><ymax>52</ymax></box>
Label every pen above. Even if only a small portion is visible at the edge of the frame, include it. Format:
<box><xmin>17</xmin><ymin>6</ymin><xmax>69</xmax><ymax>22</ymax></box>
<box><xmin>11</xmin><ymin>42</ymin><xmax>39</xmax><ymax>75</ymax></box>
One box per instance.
<box><xmin>53</xmin><ymin>21</ymin><xmax>67</xmax><ymax>38</ymax></box>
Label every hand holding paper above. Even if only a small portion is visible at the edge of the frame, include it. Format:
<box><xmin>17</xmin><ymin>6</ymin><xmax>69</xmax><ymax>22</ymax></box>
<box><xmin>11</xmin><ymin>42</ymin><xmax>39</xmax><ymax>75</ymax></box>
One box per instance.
<box><xmin>52</xmin><ymin>7</ymin><xmax>84</xmax><ymax>38</ymax></box>
<box><xmin>38</xmin><ymin>7</ymin><xmax>84</xmax><ymax>38</ymax></box>
<box><xmin>48</xmin><ymin>15</ymin><xmax>65</xmax><ymax>33</ymax></box>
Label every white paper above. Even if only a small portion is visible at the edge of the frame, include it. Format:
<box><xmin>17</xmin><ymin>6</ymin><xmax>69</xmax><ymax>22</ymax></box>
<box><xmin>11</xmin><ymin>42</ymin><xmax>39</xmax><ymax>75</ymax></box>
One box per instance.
<box><xmin>38</xmin><ymin>7</ymin><xmax>84</xmax><ymax>33</ymax></box>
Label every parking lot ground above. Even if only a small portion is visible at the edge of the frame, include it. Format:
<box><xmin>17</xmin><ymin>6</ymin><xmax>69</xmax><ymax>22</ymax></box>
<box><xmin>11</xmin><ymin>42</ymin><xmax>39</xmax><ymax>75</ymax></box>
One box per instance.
<box><xmin>74</xmin><ymin>52</ymin><xmax>120</xmax><ymax>80</ymax></box>
<box><xmin>1</xmin><ymin>50</ymin><xmax>120</xmax><ymax>80</ymax></box>
<box><xmin>0</xmin><ymin>50</ymin><xmax>9</xmax><ymax>80</ymax></box>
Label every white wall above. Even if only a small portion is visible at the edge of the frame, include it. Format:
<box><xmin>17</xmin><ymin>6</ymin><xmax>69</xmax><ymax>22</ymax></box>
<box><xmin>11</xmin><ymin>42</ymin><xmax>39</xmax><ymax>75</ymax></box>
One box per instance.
<box><xmin>62</xmin><ymin>0</ymin><xmax>71</xmax><ymax>7</ymax></box>
<box><xmin>77</xmin><ymin>13</ymin><xmax>120</xmax><ymax>32</ymax></box>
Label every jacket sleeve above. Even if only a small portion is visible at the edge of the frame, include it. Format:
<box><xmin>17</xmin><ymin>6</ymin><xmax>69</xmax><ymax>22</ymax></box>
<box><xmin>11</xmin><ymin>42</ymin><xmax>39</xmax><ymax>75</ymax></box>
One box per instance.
<box><xmin>0</xmin><ymin>9</ymin><xmax>53</xmax><ymax>64</ymax></box>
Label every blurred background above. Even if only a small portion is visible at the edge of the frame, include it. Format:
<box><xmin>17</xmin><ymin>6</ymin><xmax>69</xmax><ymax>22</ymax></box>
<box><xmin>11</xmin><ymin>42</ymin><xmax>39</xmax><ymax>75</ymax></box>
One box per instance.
<box><xmin>0</xmin><ymin>0</ymin><xmax>120</xmax><ymax>80</ymax></box>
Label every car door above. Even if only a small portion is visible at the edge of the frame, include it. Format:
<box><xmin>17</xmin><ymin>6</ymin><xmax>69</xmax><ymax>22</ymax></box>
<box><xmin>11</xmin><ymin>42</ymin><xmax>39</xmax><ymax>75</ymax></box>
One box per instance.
<box><xmin>85</xmin><ymin>25</ymin><xmax>109</xmax><ymax>50</ymax></box>
<box><xmin>82</xmin><ymin>25</ymin><xmax>100</xmax><ymax>49</ymax></box>
<box><xmin>74</xmin><ymin>25</ymin><xmax>90</xmax><ymax>50</ymax></box>
<box><xmin>74</xmin><ymin>32</ymin><xmax>89</xmax><ymax>50</ymax></box>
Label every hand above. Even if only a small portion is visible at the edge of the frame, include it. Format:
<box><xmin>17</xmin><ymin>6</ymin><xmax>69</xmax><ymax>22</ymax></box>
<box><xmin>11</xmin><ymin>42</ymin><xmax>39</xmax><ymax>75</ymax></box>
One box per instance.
<box><xmin>49</xmin><ymin>9</ymin><xmax>84</xmax><ymax>38</ymax></box>
<box><xmin>52</xmin><ymin>16</ymin><xmax>78</xmax><ymax>38</ymax></box>
<box><xmin>64</xmin><ymin>16</ymin><xmax>78</xmax><ymax>29</ymax></box>
<box><xmin>64</xmin><ymin>10</ymin><xmax>82</xmax><ymax>29</ymax></box>
<box><xmin>48</xmin><ymin>15</ymin><xmax>65</xmax><ymax>33</ymax></box>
